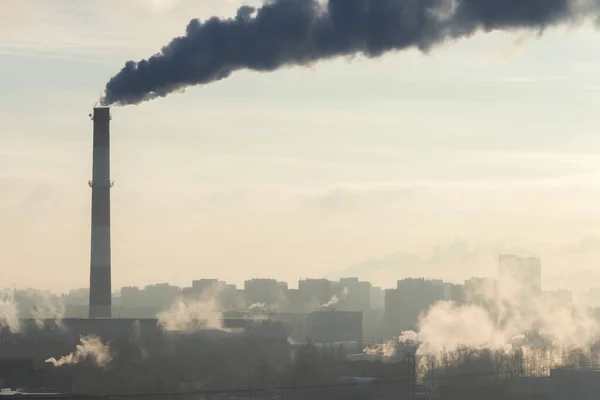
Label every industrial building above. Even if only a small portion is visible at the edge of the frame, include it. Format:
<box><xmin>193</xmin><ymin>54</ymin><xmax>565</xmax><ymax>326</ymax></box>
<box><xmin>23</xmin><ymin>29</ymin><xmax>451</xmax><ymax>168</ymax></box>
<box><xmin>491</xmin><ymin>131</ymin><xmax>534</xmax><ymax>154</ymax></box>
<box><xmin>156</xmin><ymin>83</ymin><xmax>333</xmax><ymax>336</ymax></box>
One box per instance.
<box><xmin>12</xmin><ymin>309</ymin><xmax>363</xmax><ymax>344</ymax></box>
<box><xmin>307</xmin><ymin>310</ymin><xmax>363</xmax><ymax>344</ymax></box>
<box><xmin>383</xmin><ymin>278</ymin><xmax>448</xmax><ymax>335</ymax></box>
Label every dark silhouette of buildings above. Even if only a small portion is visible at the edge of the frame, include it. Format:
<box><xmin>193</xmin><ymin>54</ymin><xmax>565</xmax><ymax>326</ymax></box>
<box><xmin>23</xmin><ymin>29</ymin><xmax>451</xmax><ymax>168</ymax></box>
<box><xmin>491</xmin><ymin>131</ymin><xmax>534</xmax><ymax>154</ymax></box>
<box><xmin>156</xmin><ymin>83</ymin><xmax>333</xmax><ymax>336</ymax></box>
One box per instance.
<box><xmin>7</xmin><ymin>253</ymin><xmax>600</xmax><ymax>400</ymax></box>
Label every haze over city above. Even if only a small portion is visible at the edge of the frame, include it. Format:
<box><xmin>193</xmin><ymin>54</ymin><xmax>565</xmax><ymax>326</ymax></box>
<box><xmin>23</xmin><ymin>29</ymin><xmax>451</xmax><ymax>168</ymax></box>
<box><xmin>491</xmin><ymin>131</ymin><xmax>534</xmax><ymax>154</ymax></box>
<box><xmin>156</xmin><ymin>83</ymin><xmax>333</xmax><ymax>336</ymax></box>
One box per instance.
<box><xmin>7</xmin><ymin>1</ymin><xmax>600</xmax><ymax>400</ymax></box>
<box><xmin>3</xmin><ymin>0</ymin><xmax>600</xmax><ymax>296</ymax></box>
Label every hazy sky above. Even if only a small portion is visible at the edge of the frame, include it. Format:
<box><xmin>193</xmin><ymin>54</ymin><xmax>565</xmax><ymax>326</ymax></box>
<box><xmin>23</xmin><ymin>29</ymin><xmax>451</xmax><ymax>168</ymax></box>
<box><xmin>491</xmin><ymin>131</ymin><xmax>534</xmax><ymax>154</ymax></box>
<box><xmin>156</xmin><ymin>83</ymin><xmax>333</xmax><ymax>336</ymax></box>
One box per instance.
<box><xmin>3</xmin><ymin>0</ymin><xmax>600</xmax><ymax>293</ymax></box>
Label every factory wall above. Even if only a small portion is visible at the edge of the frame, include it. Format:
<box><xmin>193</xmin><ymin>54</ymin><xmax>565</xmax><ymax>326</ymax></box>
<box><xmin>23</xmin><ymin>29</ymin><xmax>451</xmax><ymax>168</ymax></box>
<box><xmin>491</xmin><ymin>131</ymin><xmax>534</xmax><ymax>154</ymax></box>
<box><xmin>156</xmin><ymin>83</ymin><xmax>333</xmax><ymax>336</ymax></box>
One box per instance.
<box><xmin>307</xmin><ymin>311</ymin><xmax>363</xmax><ymax>344</ymax></box>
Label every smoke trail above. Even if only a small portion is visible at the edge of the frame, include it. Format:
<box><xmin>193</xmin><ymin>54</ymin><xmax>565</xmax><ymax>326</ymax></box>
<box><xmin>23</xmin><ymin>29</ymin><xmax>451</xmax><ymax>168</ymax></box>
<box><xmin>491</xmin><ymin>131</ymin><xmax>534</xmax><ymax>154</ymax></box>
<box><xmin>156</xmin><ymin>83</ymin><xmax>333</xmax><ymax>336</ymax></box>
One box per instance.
<box><xmin>319</xmin><ymin>295</ymin><xmax>340</xmax><ymax>309</ymax></box>
<box><xmin>0</xmin><ymin>290</ymin><xmax>19</xmax><ymax>333</ymax></box>
<box><xmin>318</xmin><ymin>287</ymin><xmax>348</xmax><ymax>309</ymax></box>
<box><xmin>100</xmin><ymin>0</ymin><xmax>600</xmax><ymax>106</ymax></box>
<box><xmin>45</xmin><ymin>335</ymin><xmax>113</xmax><ymax>368</ymax></box>
<box><xmin>248</xmin><ymin>302</ymin><xmax>269</xmax><ymax>312</ymax></box>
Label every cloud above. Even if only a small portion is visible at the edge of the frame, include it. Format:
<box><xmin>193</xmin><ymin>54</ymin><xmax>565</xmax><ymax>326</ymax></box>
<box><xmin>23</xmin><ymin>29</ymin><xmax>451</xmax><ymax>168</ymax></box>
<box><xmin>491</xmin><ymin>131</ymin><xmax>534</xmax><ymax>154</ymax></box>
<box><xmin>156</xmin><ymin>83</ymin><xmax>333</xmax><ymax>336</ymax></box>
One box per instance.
<box><xmin>545</xmin><ymin>269</ymin><xmax>600</xmax><ymax>293</ymax></box>
<box><xmin>329</xmin><ymin>239</ymin><xmax>538</xmax><ymax>286</ymax></box>
<box><xmin>302</xmin><ymin>185</ymin><xmax>416</xmax><ymax>212</ymax></box>
<box><xmin>0</xmin><ymin>1</ymin><xmax>246</xmax><ymax>60</ymax></box>
<box><xmin>562</xmin><ymin>233</ymin><xmax>600</xmax><ymax>254</ymax></box>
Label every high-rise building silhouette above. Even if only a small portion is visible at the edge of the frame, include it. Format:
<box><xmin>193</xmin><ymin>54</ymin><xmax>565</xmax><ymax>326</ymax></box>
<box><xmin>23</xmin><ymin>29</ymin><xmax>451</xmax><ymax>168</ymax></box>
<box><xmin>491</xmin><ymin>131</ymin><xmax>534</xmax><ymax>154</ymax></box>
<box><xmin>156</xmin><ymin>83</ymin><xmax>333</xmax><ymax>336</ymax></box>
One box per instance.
<box><xmin>498</xmin><ymin>254</ymin><xmax>542</xmax><ymax>294</ymax></box>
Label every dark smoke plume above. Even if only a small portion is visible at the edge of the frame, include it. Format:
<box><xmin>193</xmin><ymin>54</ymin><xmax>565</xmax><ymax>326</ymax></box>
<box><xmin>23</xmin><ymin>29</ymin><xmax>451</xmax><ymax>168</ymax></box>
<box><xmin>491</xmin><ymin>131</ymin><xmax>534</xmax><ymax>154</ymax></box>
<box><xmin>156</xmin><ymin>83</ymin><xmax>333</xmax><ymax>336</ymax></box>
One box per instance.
<box><xmin>100</xmin><ymin>0</ymin><xmax>598</xmax><ymax>106</ymax></box>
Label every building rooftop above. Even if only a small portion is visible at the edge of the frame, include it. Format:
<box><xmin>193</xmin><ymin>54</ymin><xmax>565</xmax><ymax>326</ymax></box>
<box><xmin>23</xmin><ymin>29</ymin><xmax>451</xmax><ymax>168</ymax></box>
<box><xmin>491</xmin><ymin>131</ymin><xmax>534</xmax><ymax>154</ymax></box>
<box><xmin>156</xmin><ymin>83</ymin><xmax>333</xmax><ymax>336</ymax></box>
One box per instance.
<box><xmin>0</xmin><ymin>389</ymin><xmax>102</xmax><ymax>399</ymax></box>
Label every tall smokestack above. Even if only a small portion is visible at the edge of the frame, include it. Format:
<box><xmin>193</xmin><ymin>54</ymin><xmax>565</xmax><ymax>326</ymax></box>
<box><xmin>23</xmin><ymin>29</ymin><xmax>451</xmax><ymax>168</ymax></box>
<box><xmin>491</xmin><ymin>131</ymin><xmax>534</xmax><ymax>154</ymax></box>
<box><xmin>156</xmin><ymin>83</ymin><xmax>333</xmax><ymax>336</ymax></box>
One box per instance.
<box><xmin>88</xmin><ymin>107</ymin><xmax>112</xmax><ymax>319</ymax></box>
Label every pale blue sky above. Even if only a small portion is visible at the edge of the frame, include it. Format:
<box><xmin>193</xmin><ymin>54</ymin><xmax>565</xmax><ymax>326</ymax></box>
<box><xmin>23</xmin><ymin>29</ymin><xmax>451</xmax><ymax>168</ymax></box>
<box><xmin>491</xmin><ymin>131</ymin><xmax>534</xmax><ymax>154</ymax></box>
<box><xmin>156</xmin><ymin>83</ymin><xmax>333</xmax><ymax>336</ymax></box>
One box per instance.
<box><xmin>3</xmin><ymin>0</ymin><xmax>600</xmax><ymax>292</ymax></box>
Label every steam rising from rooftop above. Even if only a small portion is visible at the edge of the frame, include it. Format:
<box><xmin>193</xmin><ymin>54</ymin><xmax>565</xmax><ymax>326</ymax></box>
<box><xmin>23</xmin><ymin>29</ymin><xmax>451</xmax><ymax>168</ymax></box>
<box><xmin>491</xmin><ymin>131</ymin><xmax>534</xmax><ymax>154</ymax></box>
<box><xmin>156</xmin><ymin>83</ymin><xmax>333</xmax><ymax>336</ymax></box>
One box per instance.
<box><xmin>318</xmin><ymin>287</ymin><xmax>348</xmax><ymax>310</ymax></box>
<box><xmin>393</xmin><ymin>272</ymin><xmax>600</xmax><ymax>359</ymax></box>
<box><xmin>351</xmin><ymin>331</ymin><xmax>419</xmax><ymax>363</ymax></box>
<box><xmin>45</xmin><ymin>335</ymin><xmax>113</xmax><ymax>368</ymax></box>
<box><xmin>0</xmin><ymin>290</ymin><xmax>19</xmax><ymax>334</ymax></box>
<box><xmin>0</xmin><ymin>289</ymin><xmax>66</xmax><ymax>334</ymax></box>
<box><xmin>248</xmin><ymin>302</ymin><xmax>269</xmax><ymax>312</ymax></box>
<box><xmin>100</xmin><ymin>0</ymin><xmax>600</xmax><ymax>106</ymax></box>
<box><xmin>157</xmin><ymin>284</ymin><xmax>228</xmax><ymax>333</ymax></box>
<box><xmin>21</xmin><ymin>289</ymin><xmax>66</xmax><ymax>329</ymax></box>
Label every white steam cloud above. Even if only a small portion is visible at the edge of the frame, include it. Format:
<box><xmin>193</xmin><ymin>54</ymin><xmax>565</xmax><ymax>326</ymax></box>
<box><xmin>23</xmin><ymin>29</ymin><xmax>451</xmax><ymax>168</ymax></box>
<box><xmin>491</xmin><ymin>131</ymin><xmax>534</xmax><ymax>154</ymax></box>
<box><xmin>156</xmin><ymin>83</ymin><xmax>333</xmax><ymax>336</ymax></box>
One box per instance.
<box><xmin>352</xmin><ymin>331</ymin><xmax>420</xmax><ymax>363</ymax></box>
<box><xmin>0</xmin><ymin>290</ymin><xmax>19</xmax><ymax>333</ymax></box>
<box><xmin>23</xmin><ymin>289</ymin><xmax>66</xmax><ymax>328</ymax></box>
<box><xmin>157</xmin><ymin>298</ymin><xmax>223</xmax><ymax>332</ymax></box>
<box><xmin>416</xmin><ymin>281</ymin><xmax>598</xmax><ymax>355</ymax></box>
<box><xmin>353</xmin><ymin>260</ymin><xmax>600</xmax><ymax>370</ymax></box>
<box><xmin>157</xmin><ymin>284</ymin><xmax>226</xmax><ymax>333</ymax></box>
<box><xmin>0</xmin><ymin>288</ymin><xmax>66</xmax><ymax>333</ymax></box>
<box><xmin>45</xmin><ymin>335</ymin><xmax>113</xmax><ymax>368</ymax></box>
<box><xmin>392</xmin><ymin>271</ymin><xmax>600</xmax><ymax>361</ymax></box>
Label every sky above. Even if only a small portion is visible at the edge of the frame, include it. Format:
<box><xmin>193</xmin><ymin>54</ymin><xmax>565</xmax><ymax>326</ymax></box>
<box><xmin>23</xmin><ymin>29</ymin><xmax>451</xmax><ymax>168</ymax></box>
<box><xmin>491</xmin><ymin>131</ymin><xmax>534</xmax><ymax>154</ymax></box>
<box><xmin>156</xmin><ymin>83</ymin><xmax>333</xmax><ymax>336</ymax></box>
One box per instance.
<box><xmin>3</xmin><ymin>0</ymin><xmax>600</xmax><ymax>293</ymax></box>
